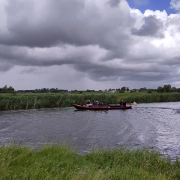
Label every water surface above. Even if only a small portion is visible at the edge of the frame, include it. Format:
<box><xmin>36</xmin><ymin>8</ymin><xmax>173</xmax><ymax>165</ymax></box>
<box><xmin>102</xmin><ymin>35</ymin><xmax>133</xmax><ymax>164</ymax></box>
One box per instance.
<box><xmin>0</xmin><ymin>102</ymin><xmax>180</xmax><ymax>160</ymax></box>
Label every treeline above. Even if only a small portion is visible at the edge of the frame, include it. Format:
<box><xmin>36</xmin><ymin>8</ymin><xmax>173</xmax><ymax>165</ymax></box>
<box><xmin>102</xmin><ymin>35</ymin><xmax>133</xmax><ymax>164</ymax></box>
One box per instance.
<box><xmin>118</xmin><ymin>84</ymin><xmax>180</xmax><ymax>93</ymax></box>
<box><xmin>0</xmin><ymin>85</ymin><xmax>14</xmax><ymax>93</ymax></box>
<box><xmin>18</xmin><ymin>88</ymin><xmax>68</xmax><ymax>93</ymax></box>
<box><xmin>1</xmin><ymin>84</ymin><xmax>180</xmax><ymax>94</ymax></box>
<box><xmin>157</xmin><ymin>84</ymin><xmax>180</xmax><ymax>93</ymax></box>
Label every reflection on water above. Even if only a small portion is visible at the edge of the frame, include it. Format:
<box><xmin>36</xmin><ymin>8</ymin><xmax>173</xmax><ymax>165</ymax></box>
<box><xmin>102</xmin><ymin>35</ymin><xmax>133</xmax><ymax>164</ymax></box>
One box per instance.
<box><xmin>0</xmin><ymin>102</ymin><xmax>180</xmax><ymax>160</ymax></box>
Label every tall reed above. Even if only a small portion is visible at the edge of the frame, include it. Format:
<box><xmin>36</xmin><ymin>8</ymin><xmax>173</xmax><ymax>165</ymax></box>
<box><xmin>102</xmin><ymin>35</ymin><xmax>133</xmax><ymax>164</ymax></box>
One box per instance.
<box><xmin>0</xmin><ymin>92</ymin><xmax>180</xmax><ymax>110</ymax></box>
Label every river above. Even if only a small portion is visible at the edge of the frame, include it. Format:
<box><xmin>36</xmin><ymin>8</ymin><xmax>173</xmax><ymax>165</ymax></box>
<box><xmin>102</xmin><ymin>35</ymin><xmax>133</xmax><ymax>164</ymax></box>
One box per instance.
<box><xmin>0</xmin><ymin>102</ymin><xmax>180</xmax><ymax>161</ymax></box>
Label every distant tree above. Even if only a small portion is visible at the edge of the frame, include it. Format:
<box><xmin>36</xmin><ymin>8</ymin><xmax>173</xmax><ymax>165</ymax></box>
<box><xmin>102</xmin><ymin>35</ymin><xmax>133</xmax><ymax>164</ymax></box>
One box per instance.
<box><xmin>116</xmin><ymin>88</ymin><xmax>120</xmax><ymax>93</ymax></box>
<box><xmin>50</xmin><ymin>88</ymin><xmax>58</xmax><ymax>93</ymax></box>
<box><xmin>171</xmin><ymin>87</ymin><xmax>177</xmax><ymax>92</ymax></box>
<box><xmin>130</xmin><ymin>89</ymin><xmax>137</xmax><ymax>92</ymax></box>
<box><xmin>0</xmin><ymin>85</ymin><xmax>14</xmax><ymax>93</ymax></box>
<box><xmin>2</xmin><ymin>85</ymin><xmax>7</xmax><ymax>90</ymax></box>
<box><xmin>163</xmin><ymin>84</ymin><xmax>171</xmax><ymax>92</ymax></box>
<box><xmin>157</xmin><ymin>86</ymin><xmax>163</xmax><ymax>93</ymax></box>
<box><xmin>147</xmin><ymin>89</ymin><xmax>152</xmax><ymax>93</ymax></box>
<box><xmin>8</xmin><ymin>86</ymin><xmax>14</xmax><ymax>92</ymax></box>
<box><xmin>120</xmin><ymin>86</ymin><xmax>126</xmax><ymax>93</ymax></box>
<box><xmin>139</xmin><ymin>87</ymin><xmax>146</xmax><ymax>92</ymax></box>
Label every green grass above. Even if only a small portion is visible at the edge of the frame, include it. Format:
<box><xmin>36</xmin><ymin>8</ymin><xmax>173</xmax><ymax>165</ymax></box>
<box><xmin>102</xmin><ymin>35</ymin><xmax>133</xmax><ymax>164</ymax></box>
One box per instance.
<box><xmin>0</xmin><ymin>92</ymin><xmax>180</xmax><ymax>110</ymax></box>
<box><xmin>0</xmin><ymin>145</ymin><xmax>180</xmax><ymax>179</ymax></box>
<box><xmin>115</xmin><ymin>91</ymin><xmax>180</xmax><ymax>104</ymax></box>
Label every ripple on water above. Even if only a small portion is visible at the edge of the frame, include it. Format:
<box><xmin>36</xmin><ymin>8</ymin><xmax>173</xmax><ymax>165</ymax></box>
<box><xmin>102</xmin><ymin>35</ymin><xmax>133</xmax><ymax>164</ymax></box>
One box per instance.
<box><xmin>0</xmin><ymin>102</ymin><xmax>180</xmax><ymax>160</ymax></box>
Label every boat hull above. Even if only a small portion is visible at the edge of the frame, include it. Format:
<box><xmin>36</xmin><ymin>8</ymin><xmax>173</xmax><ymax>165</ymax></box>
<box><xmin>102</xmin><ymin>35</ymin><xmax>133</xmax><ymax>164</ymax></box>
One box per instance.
<box><xmin>72</xmin><ymin>104</ymin><xmax>132</xmax><ymax>110</ymax></box>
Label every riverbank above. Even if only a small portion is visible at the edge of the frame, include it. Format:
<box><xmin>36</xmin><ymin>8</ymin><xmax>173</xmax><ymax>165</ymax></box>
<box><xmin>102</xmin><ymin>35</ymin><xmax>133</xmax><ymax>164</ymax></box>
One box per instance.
<box><xmin>0</xmin><ymin>145</ymin><xmax>180</xmax><ymax>180</ymax></box>
<box><xmin>0</xmin><ymin>92</ymin><xmax>180</xmax><ymax>110</ymax></box>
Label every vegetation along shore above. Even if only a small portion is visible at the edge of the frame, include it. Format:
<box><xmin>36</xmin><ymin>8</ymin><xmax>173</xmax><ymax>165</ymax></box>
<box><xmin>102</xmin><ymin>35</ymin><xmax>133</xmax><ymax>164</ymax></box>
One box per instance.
<box><xmin>0</xmin><ymin>145</ymin><xmax>180</xmax><ymax>180</ymax></box>
<box><xmin>0</xmin><ymin>91</ymin><xmax>180</xmax><ymax>111</ymax></box>
<box><xmin>0</xmin><ymin>84</ymin><xmax>180</xmax><ymax>110</ymax></box>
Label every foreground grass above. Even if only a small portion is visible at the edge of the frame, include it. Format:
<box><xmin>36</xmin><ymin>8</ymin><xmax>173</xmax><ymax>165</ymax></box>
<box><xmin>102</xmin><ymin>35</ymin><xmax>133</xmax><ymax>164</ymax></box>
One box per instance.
<box><xmin>0</xmin><ymin>145</ymin><xmax>180</xmax><ymax>180</ymax></box>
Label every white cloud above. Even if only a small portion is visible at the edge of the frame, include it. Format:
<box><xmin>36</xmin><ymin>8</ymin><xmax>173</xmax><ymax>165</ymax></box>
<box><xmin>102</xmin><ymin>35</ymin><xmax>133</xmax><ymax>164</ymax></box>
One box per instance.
<box><xmin>170</xmin><ymin>0</ymin><xmax>180</xmax><ymax>11</ymax></box>
<box><xmin>0</xmin><ymin>0</ymin><xmax>180</xmax><ymax>90</ymax></box>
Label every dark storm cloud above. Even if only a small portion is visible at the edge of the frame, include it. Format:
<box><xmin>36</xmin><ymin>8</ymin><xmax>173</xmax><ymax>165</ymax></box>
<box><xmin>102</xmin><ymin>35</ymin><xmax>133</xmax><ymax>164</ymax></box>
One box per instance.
<box><xmin>73</xmin><ymin>58</ymin><xmax>177</xmax><ymax>82</ymax></box>
<box><xmin>0</xmin><ymin>44</ymin><xmax>96</xmax><ymax>67</ymax></box>
<box><xmin>131</xmin><ymin>15</ymin><xmax>164</xmax><ymax>38</ymax></box>
<box><xmin>165</xmin><ymin>56</ymin><xmax>180</xmax><ymax>65</ymax></box>
<box><xmin>108</xmin><ymin>0</ymin><xmax>121</xmax><ymax>7</ymax></box>
<box><xmin>20</xmin><ymin>67</ymin><xmax>37</xmax><ymax>74</ymax></box>
<box><xmin>1</xmin><ymin>0</ymin><xmax>112</xmax><ymax>48</ymax></box>
<box><xmin>0</xmin><ymin>0</ymin><xmax>180</xmax><ymax>90</ymax></box>
<box><xmin>1</xmin><ymin>0</ymin><xmax>92</xmax><ymax>47</ymax></box>
<box><xmin>0</xmin><ymin>0</ymin><xmax>133</xmax><ymax>51</ymax></box>
<box><xmin>0</xmin><ymin>62</ymin><xmax>13</xmax><ymax>72</ymax></box>
<box><xmin>0</xmin><ymin>0</ymin><xmax>134</xmax><ymax>63</ymax></box>
<box><xmin>121</xmin><ymin>72</ymin><xmax>171</xmax><ymax>81</ymax></box>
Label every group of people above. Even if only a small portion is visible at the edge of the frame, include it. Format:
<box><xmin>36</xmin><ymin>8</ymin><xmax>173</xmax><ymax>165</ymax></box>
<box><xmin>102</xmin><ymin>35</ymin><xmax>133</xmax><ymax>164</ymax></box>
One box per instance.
<box><xmin>85</xmin><ymin>99</ymin><xmax>138</xmax><ymax>107</ymax></box>
<box><xmin>119</xmin><ymin>100</ymin><xmax>126</xmax><ymax>106</ymax></box>
<box><xmin>86</xmin><ymin>99</ymin><xmax>128</xmax><ymax>107</ymax></box>
<box><xmin>85</xmin><ymin>100</ymin><xmax>104</xmax><ymax>106</ymax></box>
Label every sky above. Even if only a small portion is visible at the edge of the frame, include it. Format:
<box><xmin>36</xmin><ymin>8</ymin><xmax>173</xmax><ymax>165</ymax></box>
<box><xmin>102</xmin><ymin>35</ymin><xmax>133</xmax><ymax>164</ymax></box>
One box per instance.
<box><xmin>0</xmin><ymin>0</ymin><xmax>180</xmax><ymax>91</ymax></box>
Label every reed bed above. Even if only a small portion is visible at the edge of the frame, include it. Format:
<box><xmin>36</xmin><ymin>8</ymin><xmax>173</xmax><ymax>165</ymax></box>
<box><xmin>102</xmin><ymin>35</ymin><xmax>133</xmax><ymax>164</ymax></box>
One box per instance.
<box><xmin>0</xmin><ymin>93</ymin><xmax>117</xmax><ymax>110</ymax></box>
<box><xmin>0</xmin><ymin>92</ymin><xmax>180</xmax><ymax>110</ymax></box>
<box><xmin>0</xmin><ymin>145</ymin><xmax>180</xmax><ymax>180</ymax></box>
<box><xmin>116</xmin><ymin>92</ymin><xmax>180</xmax><ymax>104</ymax></box>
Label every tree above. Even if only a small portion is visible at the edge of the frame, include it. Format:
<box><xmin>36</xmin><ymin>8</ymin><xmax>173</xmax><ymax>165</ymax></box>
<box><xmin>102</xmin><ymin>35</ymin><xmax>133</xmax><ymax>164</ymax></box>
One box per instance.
<box><xmin>0</xmin><ymin>85</ymin><xmax>15</xmax><ymax>93</ymax></box>
<box><xmin>163</xmin><ymin>84</ymin><xmax>171</xmax><ymax>92</ymax></box>
<box><xmin>2</xmin><ymin>85</ymin><xmax>7</xmax><ymax>90</ymax></box>
<box><xmin>171</xmin><ymin>87</ymin><xmax>177</xmax><ymax>92</ymax></box>
<box><xmin>120</xmin><ymin>86</ymin><xmax>126</xmax><ymax>93</ymax></box>
<box><xmin>147</xmin><ymin>89</ymin><xmax>152</xmax><ymax>93</ymax></box>
<box><xmin>139</xmin><ymin>87</ymin><xmax>146</xmax><ymax>92</ymax></box>
<box><xmin>157</xmin><ymin>86</ymin><xmax>163</xmax><ymax>93</ymax></box>
<box><xmin>8</xmin><ymin>86</ymin><xmax>14</xmax><ymax>91</ymax></box>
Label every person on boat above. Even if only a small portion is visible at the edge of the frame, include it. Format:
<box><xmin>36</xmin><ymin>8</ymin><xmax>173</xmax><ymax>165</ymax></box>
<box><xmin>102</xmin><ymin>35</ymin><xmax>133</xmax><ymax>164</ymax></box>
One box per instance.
<box><xmin>120</xmin><ymin>100</ymin><xmax>123</xmax><ymax>106</ymax></box>
<box><xmin>98</xmin><ymin>102</ymin><xmax>104</xmax><ymax>106</ymax></box>
<box><xmin>93</xmin><ymin>100</ymin><xmax>97</xmax><ymax>105</ymax></box>
<box><xmin>123</xmin><ymin>100</ymin><xmax>126</xmax><ymax>106</ymax></box>
<box><xmin>133</xmin><ymin>101</ymin><xmax>137</xmax><ymax>106</ymax></box>
<box><xmin>86</xmin><ymin>100</ymin><xmax>91</xmax><ymax>104</ymax></box>
<box><xmin>96</xmin><ymin>100</ymin><xmax>99</xmax><ymax>105</ymax></box>
<box><xmin>86</xmin><ymin>100</ymin><xmax>92</xmax><ymax>106</ymax></box>
<box><xmin>93</xmin><ymin>100</ymin><xmax>102</xmax><ymax>106</ymax></box>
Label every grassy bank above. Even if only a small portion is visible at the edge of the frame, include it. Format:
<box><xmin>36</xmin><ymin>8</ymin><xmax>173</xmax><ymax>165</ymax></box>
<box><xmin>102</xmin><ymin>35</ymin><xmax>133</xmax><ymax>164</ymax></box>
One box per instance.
<box><xmin>0</xmin><ymin>92</ymin><xmax>180</xmax><ymax>110</ymax></box>
<box><xmin>0</xmin><ymin>145</ymin><xmax>180</xmax><ymax>180</ymax></box>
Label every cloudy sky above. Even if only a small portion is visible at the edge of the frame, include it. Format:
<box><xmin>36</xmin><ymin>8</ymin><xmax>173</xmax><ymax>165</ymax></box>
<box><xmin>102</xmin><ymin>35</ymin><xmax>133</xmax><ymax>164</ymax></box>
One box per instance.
<box><xmin>0</xmin><ymin>0</ymin><xmax>180</xmax><ymax>91</ymax></box>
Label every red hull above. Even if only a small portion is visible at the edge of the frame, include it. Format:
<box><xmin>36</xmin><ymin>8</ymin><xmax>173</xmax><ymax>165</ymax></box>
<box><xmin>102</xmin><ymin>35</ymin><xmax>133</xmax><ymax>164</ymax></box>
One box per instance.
<box><xmin>72</xmin><ymin>104</ymin><xmax>132</xmax><ymax>110</ymax></box>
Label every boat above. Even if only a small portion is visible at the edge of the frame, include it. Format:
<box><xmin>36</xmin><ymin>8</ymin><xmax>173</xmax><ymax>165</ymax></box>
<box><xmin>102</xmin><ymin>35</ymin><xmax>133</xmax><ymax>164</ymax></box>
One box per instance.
<box><xmin>72</xmin><ymin>104</ymin><xmax>132</xmax><ymax>110</ymax></box>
